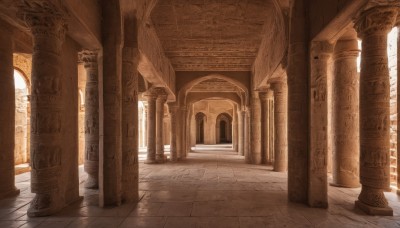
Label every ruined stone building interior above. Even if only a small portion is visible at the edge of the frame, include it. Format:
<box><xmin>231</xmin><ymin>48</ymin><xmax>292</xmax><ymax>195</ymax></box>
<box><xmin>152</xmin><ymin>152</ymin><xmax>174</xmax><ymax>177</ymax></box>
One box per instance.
<box><xmin>1</xmin><ymin>0</ymin><xmax>400</xmax><ymax>227</ymax></box>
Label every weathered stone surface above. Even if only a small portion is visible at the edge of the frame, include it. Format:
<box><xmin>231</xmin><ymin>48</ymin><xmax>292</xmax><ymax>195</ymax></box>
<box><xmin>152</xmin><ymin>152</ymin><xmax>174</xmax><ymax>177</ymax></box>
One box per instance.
<box><xmin>332</xmin><ymin>38</ymin><xmax>360</xmax><ymax>188</ymax></box>
<box><xmin>354</xmin><ymin>5</ymin><xmax>398</xmax><ymax>215</ymax></box>
<box><xmin>249</xmin><ymin>92</ymin><xmax>262</xmax><ymax>165</ymax></box>
<box><xmin>144</xmin><ymin>89</ymin><xmax>158</xmax><ymax>164</ymax></box>
<box><xmin>259</xmin><ymin>90</ymin><xmax>274</xmax><ymax>165</ymax></box>
<box><xmin>154</xmin><ymin>88</ymin><xmax>168</xmax><ymax>163</ymax></box>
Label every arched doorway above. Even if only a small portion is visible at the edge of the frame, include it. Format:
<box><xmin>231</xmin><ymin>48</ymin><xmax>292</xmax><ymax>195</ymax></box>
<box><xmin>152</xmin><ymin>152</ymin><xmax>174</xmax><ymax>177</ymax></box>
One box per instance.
<box><xmin>195</xmin><ymin>112</ymin><xmax>206</xmax><ymax>144</ymax></box>
<box><xmin>14</xmin><ymin>69</ymin><xmax>30</xmax><ymax>169</ymax></box>
<box><xmin>216</xmin><ymin>113</ymin><xmax>232</xmax><ymax>144</ymax></box>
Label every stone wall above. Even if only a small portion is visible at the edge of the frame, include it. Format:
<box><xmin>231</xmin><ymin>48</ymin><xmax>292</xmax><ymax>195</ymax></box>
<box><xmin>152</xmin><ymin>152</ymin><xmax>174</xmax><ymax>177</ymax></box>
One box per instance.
<box><xmin>14</xmin><ymin>88</ymin><xmax>28</xmax><ymax>165</ymax></box>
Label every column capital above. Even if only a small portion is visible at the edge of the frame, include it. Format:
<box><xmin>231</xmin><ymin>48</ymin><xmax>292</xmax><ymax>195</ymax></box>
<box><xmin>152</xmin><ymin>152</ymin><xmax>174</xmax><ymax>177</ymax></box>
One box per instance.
<box><xmin>17</xmin><ymin>0</ymin><xmax>68</xmax><ymax>40</ymax></box>
<box><xmin>270</xmin><ymin>80</ymin><xmax>288</xmax><ymax>92</ymax></box>
<box><xmin>79</xmin><ymin>50</ymin><xmax>99</xmax><ymax>69</ymax></box>
<box><xmin>311</xmin><ymin>41</ymin><xmax>334</xmax><ymax>60</ymax></box>
<box><xmin>333</xmin><ymin>39</ymin><xmax>359</xmax><ymax>61</ymax></box>
<box><xmin>259</xmin><ymin>89</ymin><xmax>273</xmax><ymax>101</ymax></box>
<box><xmin>354</xmin><ymin>5</ymin><xmax>399</xmax><ymax>38</ymax></box>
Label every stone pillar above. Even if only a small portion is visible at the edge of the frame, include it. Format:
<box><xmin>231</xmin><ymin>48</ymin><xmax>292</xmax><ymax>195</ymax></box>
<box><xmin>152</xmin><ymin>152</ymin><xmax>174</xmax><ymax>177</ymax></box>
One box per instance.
<box><xmin>260</xmin><ymin>90</ymin><xmax>273</xmax><ymax>165</ymax></box>
<box><xmin>144</xmin><ymin>90</ymin><xmax>157</xmax><ymax>164</ymax></box>
<box><xmin>99</xmin><ymin>0</ymin><xmax>123</xmax><ymax>207</ymax></box>
<box><xmin>397</xmin><ymin>17</ymin><xmax>400</xmax><ymax>196</ymax></box>
<box><xmin>168</xmin><ymin>104</ymin><xmax>178</xmax><ymax>162</ymax></box>
<box><xmin>331</xmin><ymin>37</ymin><xmax>360</xmax><ymax>188</ymax></box>
<box><xmin>232</xmin><ymin>105</ymin><xmax>238</xmax><ymax>152</ymax></box>
<box><xmin>268</xmin><ymin>98</ymin><xmax>274</xmax><ymax>164</ymax></box>
<box><xmin>155</xmin><ymin>88</ymin><xmax>167</xmax><ymax>163</ymax></box>
<box><xmin>0</xmin><ymin>21</ymin><xmax>19</xmax><ymax>200</ymax></box>
<box><xmin>143</xmin><ymin>103</ymin><xmax>148</xmax><ymax>147</ymax></box>
<box><xmin>250</xmin><ymin>93</ymin><xmax>262</xmax><ymax>164</ymax></box>
<box><xmin>287</xmin><ymin>0</ymin><xmax>309</xmax><ymax>203</ymax></box>
<box><xmin>271</xmin><ymin>81</ymin><xmax>288</xmax><ymax>172</ymax></box>
<box><xmin>181</xmin><ymin>107</ymin><xmax>188</xmax><ymax>159</ymax></box>
<box><xmin>81</xmin><ymin>51</ymin><xmax>99</xmax><ymax>189</ymax></box>
<box><xmin>237</xmin><ymin>109</ymin><xmax>244</xmax><ymax>156</ymax></box>
<box><xmin>20</xmin><ymin>2</ymin><xmax>81</xmax><ymax>215</ymax></box>
<box><xmin>354</xmin><ymin>6</ymin><xmax>398</xmax><ymax>216</ymax></box>
<box><xmin>121</xmin><ymin>17</ymin><xmax>139</xmax><ymax>203</ymax></box>
<box><xmin>244</xmin><ymin>108</ymin><xmax>251</xmax><ymax>162</ymax></box>
<box><xmin>308</xmin><ymin>41</ymin><xmax>332</xmax><ymax>208</ymax></box>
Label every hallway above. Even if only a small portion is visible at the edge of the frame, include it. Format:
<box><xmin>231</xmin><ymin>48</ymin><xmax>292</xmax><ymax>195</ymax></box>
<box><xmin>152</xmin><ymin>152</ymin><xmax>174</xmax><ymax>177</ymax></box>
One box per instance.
<box><xmin>1</xmin><ymin>146</ymin><xmax>400</xmax><ymax>227</ymax></box>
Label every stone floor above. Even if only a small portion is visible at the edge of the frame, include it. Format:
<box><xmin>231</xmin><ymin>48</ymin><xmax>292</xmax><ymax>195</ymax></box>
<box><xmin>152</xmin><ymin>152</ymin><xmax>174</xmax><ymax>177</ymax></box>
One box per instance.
<box><xmin>1</xmin><ymin>145</ymin><xmax>400</xmax><ymax>228</ymax></box>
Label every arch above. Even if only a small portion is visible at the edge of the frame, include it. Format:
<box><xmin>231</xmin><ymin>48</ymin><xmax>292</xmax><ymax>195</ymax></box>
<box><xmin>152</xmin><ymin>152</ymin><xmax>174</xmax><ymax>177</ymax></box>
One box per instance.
<box><xmin>215</xmin><ymin>113</ymin><xmax>233</xmax><ymax>144</ymax></box>
<box><xmin>177</xmin><ymin>74</ymin><xmax>249</xmax><ymax>108</ymax></box>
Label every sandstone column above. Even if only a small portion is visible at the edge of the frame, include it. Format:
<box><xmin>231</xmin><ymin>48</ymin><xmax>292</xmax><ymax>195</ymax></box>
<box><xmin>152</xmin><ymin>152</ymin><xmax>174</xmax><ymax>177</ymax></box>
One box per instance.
<box><xmin>397</xmin><ymin>16</ymin><xmax>400</xmax><ymax>196</ymax></box>
<box><xmin>81</xmin><ymin>51</ymin><xmax>99</xmax><ymax>189</ymax></box>
<box><xmin>250</xmin><ymin>93</ymin><xmax>262</xmax><ymax>164</ymax></box>
<box><xmin>354</xmin><ymin>6</ymin><xmax>398</xmax><ymax>215</ymax></box>
<box><xmin>268</xmin><ymin>98</ymin><xmax>274</xmax><ymax>164</ymax></box>
<box><xmin>155</xmin><ymin>88</ymin><xmax>167</xmax><ymax>163</ymax></box>
<box><xmin>259</xmin><ymin>90</ymin><xmax>273</xmax><ymax>165</ymax></box>
<box><xmin>144</xmin><ymin>89</ymin><xmax>157</xmax><ymax>164</ymax></box>
<box><xmin>121</xmin><ymin>17</ymin><xmax>139</xmax><ymax>203</ymax></box>
<box><xmin>168</xmin><ymin>104</ymin><xmax>178</xmax><ymax>162</ymax></box>
<box><xmin>143</xmin><ymin>103</ymin><xmax>148</xmax><ymax>147</ymax></box>
<box><xmin>244</xmin><ymin>108</ymin><xmax>251</xmax><ymax>162</ymax></box>
<box><xmin>20</xmin><ymin>3</ymin><xmax>71</xmax><ymax>216</ymax></box>
<box><xmin>331</xmin><ymin>37</ymin><xmax>360</xmax><ymax>188</ymax></box>
<box><xmin>271</xmin><ymin>81</ymin><xmax>288</xmax><ymax>172</ymax></box>
<box><xmin>232</xmin><ymin>105</ymin><xmax>238</xmax><ymax>152</ymax></box>
<box><xmin>287</xmin><ymin>0</ymin><xmax>309</xmax><ymax>203</ymax></box>
<box><xmin>0</xmin><ymin>21</ymin><xmax>19</xmax><ymax>200</ymax></box>
<box><xmin>309</xmin><ymin>41</ymin><xmax>332</xmax><ymax>208</ymax></box>
<box><xmin>180</xmin><ymin>107</ymin><xmax>188</xmax><ymax>159</ymax></box>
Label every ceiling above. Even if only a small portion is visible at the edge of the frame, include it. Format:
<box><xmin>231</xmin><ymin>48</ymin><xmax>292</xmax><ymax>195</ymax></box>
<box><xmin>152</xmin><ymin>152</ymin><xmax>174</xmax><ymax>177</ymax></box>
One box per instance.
<box><xmin>190</xmin><ymin>78</ymin><xmax>239</xmax><ymax>92</ymax></box>
<box><xmin>151</xmin><ymin>0</ymin><xmax>274</xmax><ymax>72</ymax></box>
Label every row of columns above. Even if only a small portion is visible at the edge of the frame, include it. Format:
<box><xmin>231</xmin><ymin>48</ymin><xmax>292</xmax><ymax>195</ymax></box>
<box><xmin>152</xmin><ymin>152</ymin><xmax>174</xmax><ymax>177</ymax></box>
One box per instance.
<box><xmin>287</xmin><ymin>1</ymin><xmax>399</xmax><ymax>215</ymax></box>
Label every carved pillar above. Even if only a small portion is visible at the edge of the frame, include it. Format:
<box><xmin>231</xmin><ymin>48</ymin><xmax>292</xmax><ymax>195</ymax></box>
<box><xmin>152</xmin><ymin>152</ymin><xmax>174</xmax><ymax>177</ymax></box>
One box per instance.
<box><xmin>354</xmin><ymin>6</ymin><xmax>398</xmax><ymax>216</ymax></box>
<box><xmin>144</xmin><ymin>90</ymin><xmax>157</xmax><ymax>164</ymax></box>
<box><xmin>81</xmin><ymin>51</ymin><xmax>99</xmax><ymax>189</ymax></box>
<box><xmin>143</xmin><ymin>103</ymin><xmax>148</xmax><ymax>147</ymax></box>
<box><xmin>397</xmin><ymin>16</ymin><xmax>400</xmax><ymax>195</ymax></box>
<box><xmin>271</xmin><ymin>81</ymin><xmax>288</xmax><ymax>172</ymax></box>
<box><xmin>19</xmin><ymin>2</ymin><xmax>73</xmax><ymax>216</ymax></box>
<box><xmin>331</xmin><ymin>37</ymin><xmax>360</xmax><ymax>188</ymax></box>
<box><xmin>232</xmin><ymin>105</ymin><xmax>238</xmax><ymax>152</ymax></box>
<box><xmin>0</xmin><ymin>22</ymin><xmax>19</xmax><ymax>200</ymax></box>
<box><xmin>250</xmin><ymin>93</ymin><xmax>262</xmax><ymax>164</ymax></box>
<box><xmin>180</xmin><ymin>107</ymin><xmax>188</xmax><ymax>159</ymax></box>
<box><xmin>268</xmin><ymin>98</ymin><xmax>274</xmax><ymax>164</ymax></box>
<box><xmin>244</xmin><ymin>108</ymin><xmax>251</xmax><ymax>162</ymax></box>
<box><xmin>308</xmin><ymin>41</ymin><xmax>332</xmax><ymax>208</ymax></box>
<box><xmin>287</xmin><ymin>0</ymin><xmax>309</xmax><ymax>203</ymax></box>
<box><xmin>168</xmin><ymin>104</ymin><xmax>178</xmax><ymax>162</ymax></box>
<box><xmin>121</xmin><ymin>17</ymin><xmax>139</xmax><ymax>203</ymax></box>
<box><xmin>155</xmin><ymin>88</ymin><xmax>167</xmax><ymax>163</ymax></box>
<box><xmin>259</xmin><ymin>90</ymin><xmax>273</xmax><ymax>165</ymax></box>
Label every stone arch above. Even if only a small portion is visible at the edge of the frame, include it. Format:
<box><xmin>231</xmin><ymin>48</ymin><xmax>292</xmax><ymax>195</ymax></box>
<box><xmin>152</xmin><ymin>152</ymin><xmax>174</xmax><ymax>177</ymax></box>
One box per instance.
<box><xmin>177</xmin><ymin>74</ymin><xmax>249</xmax><ymax>108</ymax></box>
<box><xmin>215</xmin><ymin>113</ymin><xmax>233</xmax><ymax>144</ymax></box>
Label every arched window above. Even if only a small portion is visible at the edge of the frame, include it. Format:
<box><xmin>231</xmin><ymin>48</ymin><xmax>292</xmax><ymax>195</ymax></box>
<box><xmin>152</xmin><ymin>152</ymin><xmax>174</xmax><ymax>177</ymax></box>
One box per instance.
<box><xmin>195</xmin><ymin>112</ymin><xmax>206</xmax><ymax>144</ymax></box>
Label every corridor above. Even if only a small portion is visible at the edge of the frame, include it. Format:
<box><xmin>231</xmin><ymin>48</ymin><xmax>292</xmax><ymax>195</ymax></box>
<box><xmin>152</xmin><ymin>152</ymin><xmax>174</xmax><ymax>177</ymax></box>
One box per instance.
<box><xmin>0</xmin><ymin>145</ymin><xmax>399</xmax><ymax>227</ymax></box>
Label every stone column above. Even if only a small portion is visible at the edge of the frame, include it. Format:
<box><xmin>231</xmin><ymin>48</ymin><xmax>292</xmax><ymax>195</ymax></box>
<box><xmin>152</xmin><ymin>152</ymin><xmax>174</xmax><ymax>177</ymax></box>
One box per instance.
<box><xmin>121</xmin><ymin>17</ymin><xmax>139</xmax><ymax>203</ymax></box>
<box><xmin>271</xmin><ymin>81</ymin><xmax>288</xmax><ymax>172</ymax></box>
<box><xmin>181</xmin><ymin>107</ymin><xmax>188</xmax><ymax>159</ymax></box>
<box><xmin>143</xmin><ymin>103</ymin><xmax>148</xmax><ymax>147</ymax></box>
<box><xmin>144</xmin><ymin>90</ymin><xmax>157</xmax><ymax>164</ymax></box>
<box><xmin>268</xmin><ymin>98</ymin><xmax>274</xmax><ymax>164</ymax></box>
<box><xmin>232</xmin><ymin>105</ymin><xmax>238</xmax><ymax>152</ymax></box>
<box><xmin>397</xmin><ymin>16</ymin><xmax>400</xmax><ymax>196</ymax></box>
<box><xmin>354</xmin><ymin>6</ymin><xmax>398</xmax><ymax>216</ymax></box>
<box><xmin>155</xmin><ymin>88</ymin><xmax>167</xmax><ymax>163</ymax></box>
<box><xmin>244</xmin><ymin>108</ymin><xmax>251</xmax><ymax>162</ymax></box>
<box><xmin>259</xmin><ymin>90</ymin><xmax>273</xmax><ymax>165</ymax></box>
<box><xmin>287</xmin><ymin>0</ymin><xmax>309</xmax><ymax>203</ymax></box>
<box><xmin>308</xmin><ymin>41</ymin><xmax>332</xmax><ymax>208</ymax></box>
<box><xmin>237</xmin><ymin>109</ymin><xmax>243</xmax><ymax>155</ymax></box>
<box><xmin>250</xmin><ymin>93</ymin><xmax>262</xmax><ymax>164</ymax></box>
<box><xmin>81</xmin><ymin>51</ymin><xmax>99</xmax><ymax>189</ymax></box>
<box><xmin>168</xmin><ymin>104</ymin><xmax>178</xmax><ymax>162</ymax></box>
<box><xmin>331</xmin><ymin>37</ymin><xmax>360</xmax><ymax>188</ymax></box>
<box><xmin>0</xmin><ymin>21</ymin><xmax>19</xmax><ymax>200</ymax></box>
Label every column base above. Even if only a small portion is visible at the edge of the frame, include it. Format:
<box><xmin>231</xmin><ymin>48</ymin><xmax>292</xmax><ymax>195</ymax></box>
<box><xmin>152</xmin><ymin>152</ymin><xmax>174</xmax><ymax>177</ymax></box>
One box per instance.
<box><xmin>28</xmin><ymin>194</ymin><xmax>62</xmax><ymax>217</ymax></box>
<box><xmin>329</xmin><ymin>182</ymin><xmax>360</xmax><ymax>188</ymax></box>
<box><xmin>397</xmin><ymin>189</ymin><xmax>400</xmax><ymax>195</ymax></box>
<box><xmin>0</xmin><ymin>188</ymin><xmax>20</xmax><ymax>200</ymax></box>
<box><xmin>84</xmin><ymin>176</ymin><xmax>99</xmax><ymax>189</ymax></box>
<box><xmin>355</xmin><ymin>200</ymin><xmax>393</xmax><ymax>216</ymax></box>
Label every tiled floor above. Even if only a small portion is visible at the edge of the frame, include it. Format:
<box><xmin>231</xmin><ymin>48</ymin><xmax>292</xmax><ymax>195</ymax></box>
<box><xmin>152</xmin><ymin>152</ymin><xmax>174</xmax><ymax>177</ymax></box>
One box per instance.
<box><xmin>1</xmin><ymin>145</ymin><xmax>400</xmax><ymax>227</ymax></box>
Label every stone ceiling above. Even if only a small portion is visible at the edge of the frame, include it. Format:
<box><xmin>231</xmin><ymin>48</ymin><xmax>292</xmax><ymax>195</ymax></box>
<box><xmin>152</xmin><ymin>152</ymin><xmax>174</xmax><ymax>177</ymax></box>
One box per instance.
<box><xmin>190</xmin><ymin>78</ymin><xmax>239</xmax><ymax>92</ymax></box>
<box><xmin>151</xmin><ymin>0</ymin><xmax>273</xmax><ymax>72</ymax></box>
